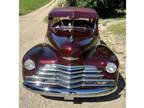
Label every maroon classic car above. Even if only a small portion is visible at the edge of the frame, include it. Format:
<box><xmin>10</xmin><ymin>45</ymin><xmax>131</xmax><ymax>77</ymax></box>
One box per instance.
<box><xmin>22</xmin><ymin>7</ymin><xmax>119</xmax><ymax>100</ymax></box>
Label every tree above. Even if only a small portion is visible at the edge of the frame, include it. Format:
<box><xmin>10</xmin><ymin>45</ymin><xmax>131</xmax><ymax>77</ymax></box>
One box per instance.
<box><xmin>67</xmin><ymin>0</ymin><xmax>77</xmax><ymax>6</ymax></box>
<box><xmin>67</xmin><ymin>0</ymin><xmax>126</xmax><ymax>18</ymax></box>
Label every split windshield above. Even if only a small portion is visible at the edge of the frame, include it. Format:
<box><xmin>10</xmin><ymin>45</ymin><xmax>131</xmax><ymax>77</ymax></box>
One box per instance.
<box><xmin>49</xmin><ymin>17</ymin><xmax>96</xmax><ymax>37</ymax></box>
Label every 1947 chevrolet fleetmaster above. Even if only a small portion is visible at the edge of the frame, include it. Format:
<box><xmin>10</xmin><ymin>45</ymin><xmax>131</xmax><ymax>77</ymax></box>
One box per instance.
<box><xmin>22</xmin><ymin>7</ymin><xmax>119</xmax><ymax>100</ymax></box>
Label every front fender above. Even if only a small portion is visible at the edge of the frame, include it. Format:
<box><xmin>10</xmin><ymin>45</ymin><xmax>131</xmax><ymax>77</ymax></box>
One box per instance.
<box><xmin>22</xmin><ymin>43</ymin><xmax>58</xmax><ymax>79</ymax></box>
<box><xmin>84</xmin><ymin>45</ymin><xmax>119</xmax><ymax>80</ymax></box>
<box><xmin>85</xmin><ymin>45</ymin><xmax>119</xmax><ymax>65</ymax></box>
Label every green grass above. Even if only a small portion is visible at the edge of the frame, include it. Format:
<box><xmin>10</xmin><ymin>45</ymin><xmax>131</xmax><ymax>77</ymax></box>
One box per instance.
<box><xmin>107</xmin><ymin>20</ymin><xmax>126</xmax><ymax>35</ymax></box>
<box><xmin>19</xmin><ymin>0</ymin><xmax>51</xmax><ymax>15</ymax></box>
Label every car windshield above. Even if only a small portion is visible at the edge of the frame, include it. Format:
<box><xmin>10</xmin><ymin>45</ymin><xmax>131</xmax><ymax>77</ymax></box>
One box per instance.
<box><xmin>49</xmin><ymin>17</ymin><xmax>96</xmax><ymax>37</ymax></box>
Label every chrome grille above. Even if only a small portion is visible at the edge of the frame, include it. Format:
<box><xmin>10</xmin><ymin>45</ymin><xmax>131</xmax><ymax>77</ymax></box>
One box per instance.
<box><xmin>25</xmin><ymin>64</ymin><xmax>115</xmax><ymax>89</ymax></box>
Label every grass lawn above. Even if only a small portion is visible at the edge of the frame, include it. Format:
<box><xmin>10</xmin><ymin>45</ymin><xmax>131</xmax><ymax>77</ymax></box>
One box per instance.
<box><xmin>20</xmin><ymin>0</ymin><xmax>51</xmax><ymax>15</ymax></box>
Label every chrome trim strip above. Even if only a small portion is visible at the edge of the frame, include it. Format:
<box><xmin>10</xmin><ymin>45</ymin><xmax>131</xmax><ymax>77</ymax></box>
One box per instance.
<box><xmin>38</xmin><ymin>69</ymin><xmax>102</xmax><ymax>74</ymax></box>
<box><xmin>83</xmin><ymin>74</ymin><xmax>104</xmax><ymax>77</ymax></box>
<box><xmin>57</xmin><ymin>64</ymin><xmax>84</xmax><ymax>68</ymax></box>
<box><xmin>83</xmin><ymin>70</ymin><xmax>102</xmax><ymax>73</ymax></box>
<box><xmin>82</xmin><ymin>84</ymin><xmax>114</xmax><ymax>87</ymax></box>
<box><xmin>56</xmin><ymin>73</ymin><xmax>82</xmax><ymax>79</ymax></box>
<box><xmin>41</xmin><ymin>64</ymin><xmax>84</xmax><ymax>71</ymax></box>
<box><xmin>62</xmin><ymin>57</ymin><xmax>79</xmax><ymax>61</ymax></box>
<box><xmin>38</xmin><ymin>64</ymin><xmax>102</xmax><ymax>74</ymax></box>
<box><xmin>58</xmin><ymin>78</ymin><xmax>82</xmax><ymax>84</ymax></box>
<box><xmin>57</xmin><ymin>83</ymin><xmax>82</xmax><ymax>89</ymax></box>
<box><xmin>56</xmin><ymin>69</ymin><xmax>82</xmax><ymax>74</ymax></box>
<box><xmin>39</xmin><ymin>70</ymin><xmax>83</xmax><ymax>75</ymax></box>
<box><xmin>37</xmin><ymin>71</ymin><xmax>56</xmax><ymax>76</ymax></box>
<box><xmin>25</xmin><ymin>81</ymin><xmax>56</xmax><ymax>85</ymax></box>
<box><xmin>37</xmin><ymin>72</ymin><xmax>103</xmax><ymax>79</ymax></box>
<box><xmin>25</xmin><ymin>81</ymin><xmax>114</xmax><ymax>89</ymax></box>
<box><xmin>23</xmin><ymin>83</ymin><xmax>117</xmax><ymax>100</ymax></box>
<box><xmin>37</xmin><ymin>71</ymin><xmax>104</xmax><ymax>78</ymax></box>
<box><xmin>25</xmin><ymin>75</ymin><xmax>114</xmax><ymax>83</ymax></box>
<box><xmin>25</xmin><ymin>77</ymin><xmax>115</xmax><ymax>89</ymax></box>
<box><xmin>83</xmin><ymin>79</ymin><xmax>114</xmax><ymax>82</ymax></box>
<box><xmin>40</xmin><ymin>64</ymin><xmax>101</xmax><ymax>69</ymax></box>
<box><xmin>39</xmin><ymin>68</ymin><xmax>57</xmax><ymax>71</ymax></box>
<box><xmin>25</xmin><ymin>75</ymin><xmax>56</xmax><ymax>80</ymax></box>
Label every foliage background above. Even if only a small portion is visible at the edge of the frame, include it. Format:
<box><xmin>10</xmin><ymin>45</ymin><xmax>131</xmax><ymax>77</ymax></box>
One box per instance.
<box><xmin>67</xmin><ymin>0</ymin><xmax>126</xmax><ymax>18</ymax></box>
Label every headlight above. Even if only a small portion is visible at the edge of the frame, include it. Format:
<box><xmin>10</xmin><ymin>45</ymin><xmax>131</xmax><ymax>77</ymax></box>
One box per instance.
<box><xmin>24</xmin><ymin>59</ymin><xmax>35</xmax><ymax>70</ymax></box>
<box><xmin>106</xmin><ymin>62</ymin><xmax>117</xmax><ymax>73</ymax></box>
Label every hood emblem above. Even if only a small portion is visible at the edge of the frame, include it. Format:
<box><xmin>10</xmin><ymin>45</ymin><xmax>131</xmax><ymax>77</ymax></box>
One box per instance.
<box><xmin>62</xmin><ymin>57</ymin><xmax>79</xmax><ymax>61</ymax></box>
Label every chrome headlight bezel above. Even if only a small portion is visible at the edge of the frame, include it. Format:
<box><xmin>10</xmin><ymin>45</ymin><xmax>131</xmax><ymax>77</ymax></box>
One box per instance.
<box><xmin>106</xmin><ymin>62</ymin><xmax>117</xmax><ymax>73</ymax></box>
<box><xmin>24</xmin><ymin>59</ymin><xmax>35</xmax><ymax>70</ymax></box>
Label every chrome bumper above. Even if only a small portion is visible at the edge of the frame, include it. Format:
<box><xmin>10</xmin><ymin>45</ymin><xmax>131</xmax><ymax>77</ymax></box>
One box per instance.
<box><xmin>23</xmin><ymin>82</ymin><xmax>117</xmax><ymax>100</ymax></box>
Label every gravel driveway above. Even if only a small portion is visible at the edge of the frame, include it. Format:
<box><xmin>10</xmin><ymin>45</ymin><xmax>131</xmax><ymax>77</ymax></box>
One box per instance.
<box><xmin>19</xmin><ymin>1</ymin><xmax>126</xmax><ymax>107</ymax></box>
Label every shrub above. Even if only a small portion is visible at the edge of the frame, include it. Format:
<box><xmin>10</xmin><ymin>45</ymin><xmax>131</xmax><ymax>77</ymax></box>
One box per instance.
<box><xmin>67</xmin><ymin>0</ymin><xmax>126</xmax><ymax>18</ymax></box>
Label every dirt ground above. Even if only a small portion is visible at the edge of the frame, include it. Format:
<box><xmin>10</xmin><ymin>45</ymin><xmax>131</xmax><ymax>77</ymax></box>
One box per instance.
<box><xmin>19</xmin><ymin>1</ymin><xmax>126</xmax><ymax>108</ymax></box>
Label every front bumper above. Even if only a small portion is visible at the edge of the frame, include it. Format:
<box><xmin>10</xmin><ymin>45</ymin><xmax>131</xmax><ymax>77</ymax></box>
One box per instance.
<box><xmin>23</xmin><ymin>82</ymin><xmax>117</xmax><ymax>100</ymax></box>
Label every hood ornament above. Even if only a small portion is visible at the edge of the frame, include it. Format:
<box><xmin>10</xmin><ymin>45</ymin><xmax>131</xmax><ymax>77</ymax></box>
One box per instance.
<box><xmin>70</xmin><ymin>35</ymin><xmax>74</xmax><ymax>42</ymax></box>
<box><xmin>68</xmin><ymin>23</ymin><xmax>74</xmax><ymax>42</ymax></box>
<box><xmin>62</xmin><ymin>57</ymin><xmax>79</xmax><ymax>61</ymax></box>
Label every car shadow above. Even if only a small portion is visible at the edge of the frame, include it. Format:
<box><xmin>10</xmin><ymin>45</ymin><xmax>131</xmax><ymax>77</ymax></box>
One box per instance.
<box><xmin>41</xmin><ymin>73</ymin><xmax>125</xmax><ymax>104</ymax></box>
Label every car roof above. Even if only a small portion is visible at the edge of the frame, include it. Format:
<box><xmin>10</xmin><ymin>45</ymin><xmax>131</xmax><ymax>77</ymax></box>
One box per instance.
<box><xmin>48</xmin><ymin>7</ymin><xmax>99</xmax><ymax>19</ymax></box>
